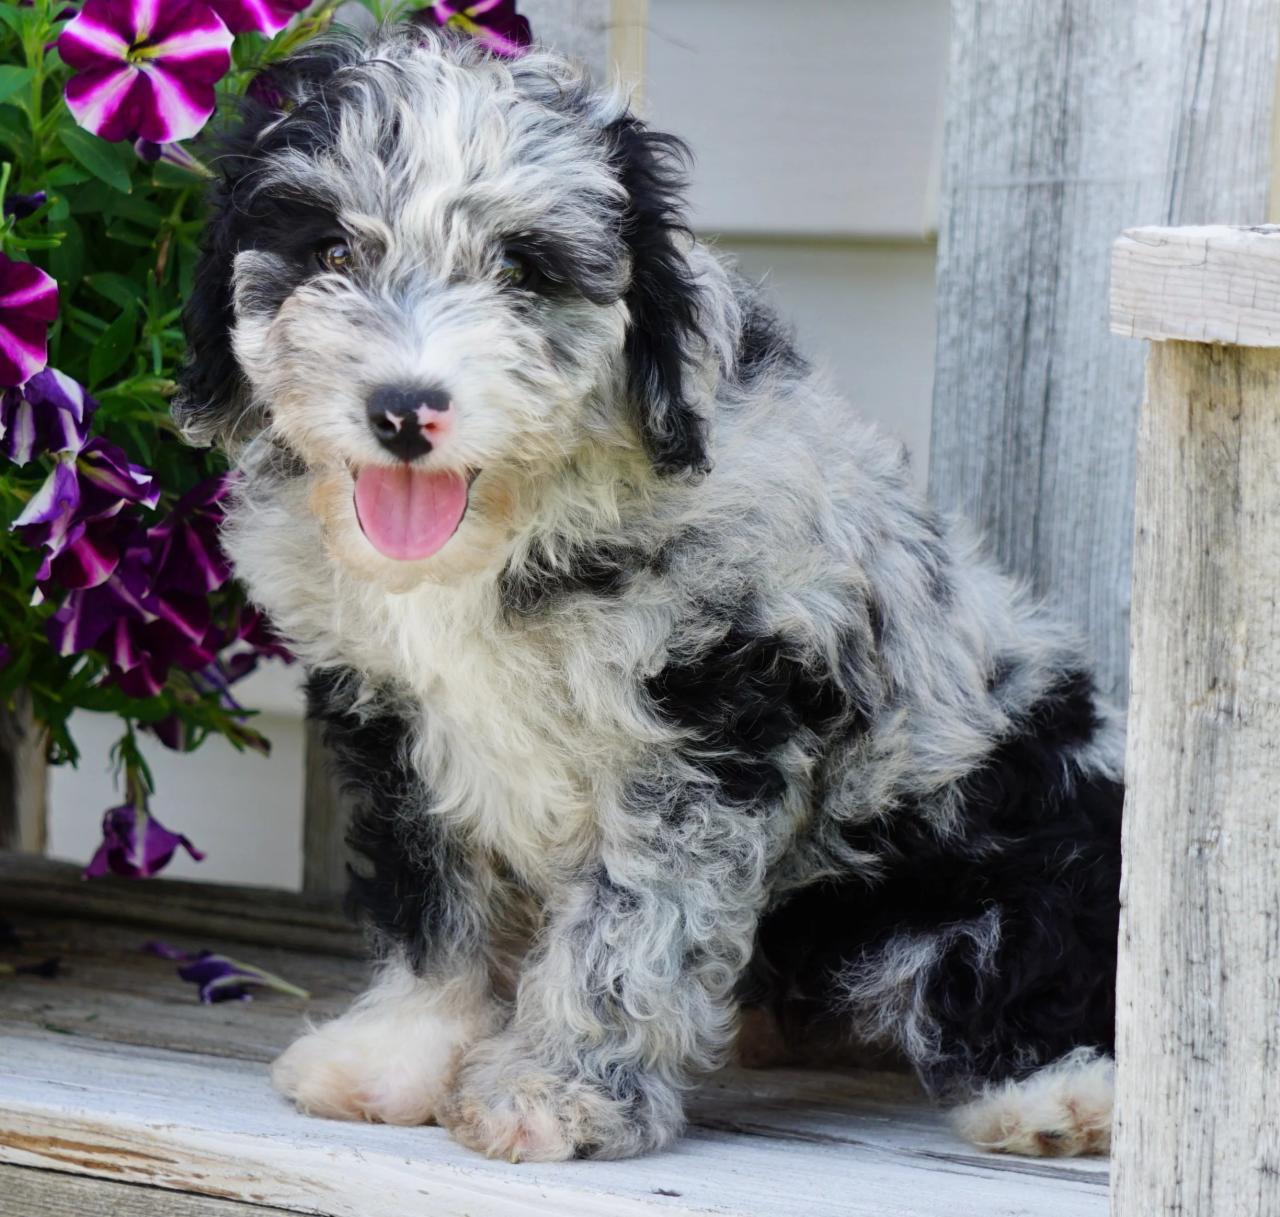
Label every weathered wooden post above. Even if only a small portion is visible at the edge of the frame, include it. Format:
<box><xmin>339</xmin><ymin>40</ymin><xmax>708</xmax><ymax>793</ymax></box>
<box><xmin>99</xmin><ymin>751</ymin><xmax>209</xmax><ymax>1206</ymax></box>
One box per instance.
<box><xmin>932</xmin><ymin>0</ymin><xmax>1280</xmax><ymax>705</ymax></box>
<box><xmin>0</xmin><ymin>694</ymin><xmax>46</xmax><ymax>854</ymax></box>
<box><xmin>1110</xmin><ymin>225</ymin><xmax>1280</xmax><ymax>1217</ymax></box>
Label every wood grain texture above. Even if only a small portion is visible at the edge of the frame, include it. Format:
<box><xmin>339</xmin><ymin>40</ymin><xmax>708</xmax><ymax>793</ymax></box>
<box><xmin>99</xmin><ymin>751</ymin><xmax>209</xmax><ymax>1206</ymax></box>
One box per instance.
<box><xmin>1111</xmin><ymin>224</ymin><xmax>1280</xmax><ymax>346</ymax></box>
<box><xmin>0</xmin><ymin>904</ymin><xmax>1106</xmax><ymax>1215</ymax></box>
<box><xmin>1114</xmin><ymin>340</ymin><xmax>1280</xmax><ymax>1217</ymax></box>
<box><xmin>930</xmin><ymin>0</ymin><xmax>1280</xmax><ymax>704</ymax></box>
<box><xmin>0</xmin><ymin>693</ymin><xmax>47</xmax><ymax>854</ymax></box>
<box><xmin>0</xmin><ymin>1164</ymin><xmax>300</xmax><ymax>1217</ymax></box>
<box><xmin>0</xmin><ymin>854</ymin><xmax>359</xmax><ymax>957</ymax></box>
<box><xmin>0</xmin><ymin>1031</ymin><xmax>1108</xmax><ymax>1217</ymax></box>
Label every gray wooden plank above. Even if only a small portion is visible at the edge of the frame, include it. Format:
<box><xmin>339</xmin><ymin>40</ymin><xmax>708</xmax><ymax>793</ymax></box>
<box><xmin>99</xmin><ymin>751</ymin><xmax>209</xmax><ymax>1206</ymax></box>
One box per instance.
<box><xmin>0</xmin><ymin>854</ymin><xmax>359</xmax><ymax>957</ymax></box>
<box><xmin>0</xmin><ymin>1163</ymin><xmax>301</xmax><ymax>1217</ymax></box>
<box><xmin>0</xmin><ymin>1031</ymin><xmax>1107</xmax><ymax>1217</ymax></box>
<box><xmin>0</xmin><ymin>913</ymin><xmax>361</xmax><ymax>1062</ymax></box>
<box><xmin>929</xmin><ymin>0</ymin><xmax>1280</xmax><ymax>704</ymax></box>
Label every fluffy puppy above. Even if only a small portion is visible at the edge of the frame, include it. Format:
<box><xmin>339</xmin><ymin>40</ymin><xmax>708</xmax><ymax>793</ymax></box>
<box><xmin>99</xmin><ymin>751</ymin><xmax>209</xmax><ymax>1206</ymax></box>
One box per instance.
<box><xmin>177</xmin><ymin>26</ymin><xmax>1122</xmax><ymax>1162</ymax></box>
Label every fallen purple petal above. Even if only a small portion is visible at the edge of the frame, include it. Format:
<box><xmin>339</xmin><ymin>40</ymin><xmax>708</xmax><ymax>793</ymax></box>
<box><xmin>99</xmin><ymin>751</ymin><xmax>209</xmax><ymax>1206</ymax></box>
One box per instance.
<box><xmin>141</xmin><ymin>941</ymin><xmax>309</xmax><ymax>1003</ymax></box>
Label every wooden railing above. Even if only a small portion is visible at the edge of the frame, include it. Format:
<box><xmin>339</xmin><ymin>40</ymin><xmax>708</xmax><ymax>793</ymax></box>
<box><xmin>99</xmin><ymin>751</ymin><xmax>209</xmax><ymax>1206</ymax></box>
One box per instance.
<box><xmin>1110</xmin><ymin>224</ymin><xmax>1280</xmax><ymax>1217</ymax></box>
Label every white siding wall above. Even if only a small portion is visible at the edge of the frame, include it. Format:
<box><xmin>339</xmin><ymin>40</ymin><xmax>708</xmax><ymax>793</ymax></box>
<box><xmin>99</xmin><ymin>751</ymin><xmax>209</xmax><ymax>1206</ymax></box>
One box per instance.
<box><xmin>47</xmin><ymin>0</ymin><xmax>948</xmax><ymax>888</ymax></box>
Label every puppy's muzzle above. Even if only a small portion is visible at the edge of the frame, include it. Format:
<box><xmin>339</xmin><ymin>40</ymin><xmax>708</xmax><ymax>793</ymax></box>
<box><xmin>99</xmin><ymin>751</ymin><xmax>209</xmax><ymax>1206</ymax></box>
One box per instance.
<box><xmin>366</xmin><ymin>383</ymin><xmax>452</xmax><ymax>462</ymax></box>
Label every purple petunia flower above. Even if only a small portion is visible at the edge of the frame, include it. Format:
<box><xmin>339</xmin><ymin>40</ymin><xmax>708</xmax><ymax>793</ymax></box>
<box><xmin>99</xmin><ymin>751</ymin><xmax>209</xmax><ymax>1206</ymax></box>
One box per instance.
<box><xmin>147</xmin><ymin>473</ymin><xmax>232</xmax><ymax>596</ymax></box>
<box><xmin>4</xmin><ymin>191</ymin><xmax>48</xmax><ymax>220</ymax></box>
<box><xmin>417</xmin><ymin>0</ymin><xmax>532</xmax><ymax>57</ymax></box>
<box><xmin>207</xmin><ymin>0</ymin><xmax>310</xmax><ymax>36</ymax></box>
<box><xmin>0</xmin><ymin>367</ymin><xmax>97</xmax><ymax>466</ymax></box>
<box><xmin>12</xmin><ymin>436</ymin><xmax>159</xmax><ymax>594</ymax></box>
<box><xmin>0</xmin><ymin>253</ymin><xmax>58</xmax><ymax>388</ymax></box>
<box><xmin>59</xmin><ymin>0</ymin><xmax>234</xmax><ymax>144</ymax></box>
<box><xmin>144</xmin><ymin>940</ymin><xmax>310</xmax><ymax>1002</ymax></box>
<box><xmin>83</xmin><ymin>801</ymin><xmax>205</xmax><ymax>878</ymax></box>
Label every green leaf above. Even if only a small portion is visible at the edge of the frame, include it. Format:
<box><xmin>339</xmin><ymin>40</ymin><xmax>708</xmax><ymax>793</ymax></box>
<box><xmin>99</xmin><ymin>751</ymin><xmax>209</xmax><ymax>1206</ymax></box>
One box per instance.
<box><xmin>0</xmin><ymin>104</ymin><xmax>31</xmax><ymax>161</ymax></box>
<box><xmin>89</xmin><ymin>302</ymin><xmax>138</xmax><ymax>388</ymax></box>
<box><xmin>85</xmin><ymin>272</ymin><xmax>145</xmax><ymax>310</ymax></box>
<box><xmin>0</xmin><ymin>66</ymin><xmax>33</xmax><ymax>106</ymax></box>
<box><xmin>0</xmin><ymin>5</ymin><xmax>28</xmax><ymax>34</ymax></box>
<box><xmin>45</xmin><ymin>163</ymin><xmax>92</xmax><ymax>188</ymax></box>
<box><xmin>48</xmin><ymin>215</ymin><xmax>84</xmax><ymax>294</ymax></box>
<box><xmin>60</xmin><ymin>127</ymin><xmax>133</xmax><ymax>195</ymax></box>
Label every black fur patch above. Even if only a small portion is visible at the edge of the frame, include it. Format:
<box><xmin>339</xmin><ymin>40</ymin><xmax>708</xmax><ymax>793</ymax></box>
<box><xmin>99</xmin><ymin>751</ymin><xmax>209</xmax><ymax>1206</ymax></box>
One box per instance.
<box><xmin>306</xmin><ymin>667</ymin><xmax>480</xmax><ymax>971</ymax></box>
<box><xmin>175</xmin><ymin>42</ymin><xmax>356</xmax><ymax>442</ymax></box>
<box><xmin>604</xmin><ymin>117</ymin><xmax>710</xmax><ymax>478</ymax></box>
<box><xmin>733</xmin><ymin>293</ymin><xmax>808</xmax><ymax>384</ymax></box>
<box><xmin>645</xmin><ymin>614</ymin><xmax>863</xmax><ymax>807</ymax></box>
<box><xmin>749</xmin><ymin>669</ymin><xmax>1121</xmax><ymax>1092</ymax></box>
<box><xmin>498</xmin><ymin>540</ymin><xmax>652</xmax><ymax>618</ymax></box>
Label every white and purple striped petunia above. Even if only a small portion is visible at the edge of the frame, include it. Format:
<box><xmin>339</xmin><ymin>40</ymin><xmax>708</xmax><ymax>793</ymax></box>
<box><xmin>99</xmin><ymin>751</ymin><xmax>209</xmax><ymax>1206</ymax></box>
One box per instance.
<box><xmin>11</xmin><ymin>437</ymin><xmax>160</xmax><ymax>598</ymax></box>
<box><xmin>0</xmin><ymin>368</ymin><xmax>97</xmax><ymax>465</ymax></box>
<box><xmin>0</xmin><ymin>254</ymin><xmax>58</xmax><ymax>388</ymax></box>
<box><xmin>207</xmin><ymin>0</ymin><xmax>310</xmax><ymax>37</ymax></box>
<box><xmin>419</xmin><ymin>0</ymin><xmax>532</xmax><ymax>57</ymax></box>
<box><xmin>59</xmin><ymin>0</ymin><xmax>234</xmax><ymax>144</ymax></box>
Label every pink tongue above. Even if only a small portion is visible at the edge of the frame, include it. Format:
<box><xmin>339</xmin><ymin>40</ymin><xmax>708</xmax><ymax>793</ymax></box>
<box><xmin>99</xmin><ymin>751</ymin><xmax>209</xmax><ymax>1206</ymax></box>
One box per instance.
<box><xmin>353</xmin><ymin>465</ymin><xmax>469</xmax><ymax>561</ymax></box>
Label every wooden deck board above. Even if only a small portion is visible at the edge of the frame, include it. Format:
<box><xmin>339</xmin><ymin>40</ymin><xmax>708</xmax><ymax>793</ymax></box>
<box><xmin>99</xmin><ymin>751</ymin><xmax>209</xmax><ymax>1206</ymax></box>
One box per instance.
<box><xmin>0</xmin><ymin>883</ymin><xmax>1108</xmax><ymax>1216</ymax></box>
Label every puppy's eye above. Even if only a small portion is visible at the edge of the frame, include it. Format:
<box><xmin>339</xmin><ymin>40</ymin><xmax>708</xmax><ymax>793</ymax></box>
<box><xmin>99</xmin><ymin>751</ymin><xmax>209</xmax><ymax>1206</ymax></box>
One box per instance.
<box><xmin>498</xmin><ymin>250</ymin><xmax>530</xmax><ymax>288</ymax></box>
<box><xmin>316</xmin><ymin>239</ymin><xmax>353</xmax><ymax>273</ymax></box>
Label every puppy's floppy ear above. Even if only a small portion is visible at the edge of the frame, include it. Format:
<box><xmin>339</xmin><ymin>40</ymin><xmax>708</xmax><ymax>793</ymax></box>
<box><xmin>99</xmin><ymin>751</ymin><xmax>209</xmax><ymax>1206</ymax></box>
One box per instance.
<box><xmin>175</xmin><ymin>43</ymin><xmax>354</xmax><ymax>449</ymax></box>
<box><xmin>606</xmin><ymin>116</ymin><xmax>710</xmax><ymax>478</ymax></box>
<box><xmin>173</xmin><ymin>99</ymin><xmax>278</xmax><ymax>449</ymax></box>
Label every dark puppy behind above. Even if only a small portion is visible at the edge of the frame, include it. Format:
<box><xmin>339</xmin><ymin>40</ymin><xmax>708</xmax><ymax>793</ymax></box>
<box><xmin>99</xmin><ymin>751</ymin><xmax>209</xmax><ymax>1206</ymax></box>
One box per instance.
<box><xmin>177</xmin><ymin>26</ymin><xmax>1120</xmax><ymax>1161</ymax></box>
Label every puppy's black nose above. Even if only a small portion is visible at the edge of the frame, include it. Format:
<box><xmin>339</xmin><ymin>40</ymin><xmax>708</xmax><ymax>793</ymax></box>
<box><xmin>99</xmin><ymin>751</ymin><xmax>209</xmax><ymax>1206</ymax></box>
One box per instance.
<box><xmin>365</xmin><ymin>383</ymin><xmax>451</xmax><ymax>461</ymax></box>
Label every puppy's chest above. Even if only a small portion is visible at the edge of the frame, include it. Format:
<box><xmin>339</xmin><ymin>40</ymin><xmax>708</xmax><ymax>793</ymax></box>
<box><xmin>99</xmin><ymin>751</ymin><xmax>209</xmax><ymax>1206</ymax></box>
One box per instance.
<box><xmin>382</xmin><ymin>605</ymin><xmax>609</xmax><ymax>880</ymax></box>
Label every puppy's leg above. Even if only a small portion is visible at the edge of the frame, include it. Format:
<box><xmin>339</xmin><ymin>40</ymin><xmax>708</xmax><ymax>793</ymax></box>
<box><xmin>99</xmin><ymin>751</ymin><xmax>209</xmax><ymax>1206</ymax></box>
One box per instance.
<box><xmin>271</xmin><ymin>954</ymin><xmax>497</xmax><ymax>1125</ymax></box>
<box><xmin>442</xmin><ymin>815</ymin><xmax>769</xmax><ymax>1161</ymax></box>
<box><xmin>273</xmin><ymin>673</ymin><xmax>503</xmax><ymax>1124</ymax></box>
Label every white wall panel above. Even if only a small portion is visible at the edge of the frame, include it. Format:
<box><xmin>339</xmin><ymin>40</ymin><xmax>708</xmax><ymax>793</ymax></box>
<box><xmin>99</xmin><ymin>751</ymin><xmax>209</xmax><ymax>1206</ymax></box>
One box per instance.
<box><xmin>720</xmin><ymin>239</ymin><xmax>937</xmax><ymax>482</ymax></box>
<box><xmin>646</xmin><ymin>0</ymin><xmax>949</xmax><ymax>238</ymax></box>
<box><xmin>47</xmin><ymin>662</ymin><xmax>305</xmax><ymax>890</ymax></box>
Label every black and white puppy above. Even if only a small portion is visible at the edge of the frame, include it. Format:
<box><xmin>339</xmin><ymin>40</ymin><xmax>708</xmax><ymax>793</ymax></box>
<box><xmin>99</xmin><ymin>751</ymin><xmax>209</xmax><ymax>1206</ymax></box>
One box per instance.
<box><xmin>178</xmin><ymin>27</ymin><xmax>1121</xmax><ymax>1161</ymax></box>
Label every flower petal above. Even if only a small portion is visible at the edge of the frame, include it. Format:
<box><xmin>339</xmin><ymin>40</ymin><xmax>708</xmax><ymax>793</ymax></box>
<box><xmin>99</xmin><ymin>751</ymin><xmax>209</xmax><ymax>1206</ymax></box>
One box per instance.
<box><xmin>64</xmin><ymin>64</ymin><xmax>146</xmax><ymax>142</ymax></box>
<box><xmin>208</xmin><ymin>0</ymin><xmax>308</xmax><ymax>36</ymax></box>
<box><xmin>135</xmin><ymin>63</ymin><xmax>220</xmax><ymax>144</ymax></box>
<box><xmin>0</xmin><ymin>256</ymin><xmax>58</xmax><ymax>387</ymax></box>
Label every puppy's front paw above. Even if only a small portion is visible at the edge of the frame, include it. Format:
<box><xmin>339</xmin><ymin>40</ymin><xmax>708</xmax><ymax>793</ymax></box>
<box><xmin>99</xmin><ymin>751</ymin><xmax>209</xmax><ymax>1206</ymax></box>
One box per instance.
<box><xmin>272</xmin><ymin>969</ymin><xmax>495</xmax><ymax>1126</ymax></box>
<box><xmin>441</xmin><ymin>1032</ymin><xmax>681</xmax><ymax>1161</ymax></box>
<box><xmin>271</xmin><ymin>1012</ymin><xmax>459</xmax><ymax>1125</ymax></box>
